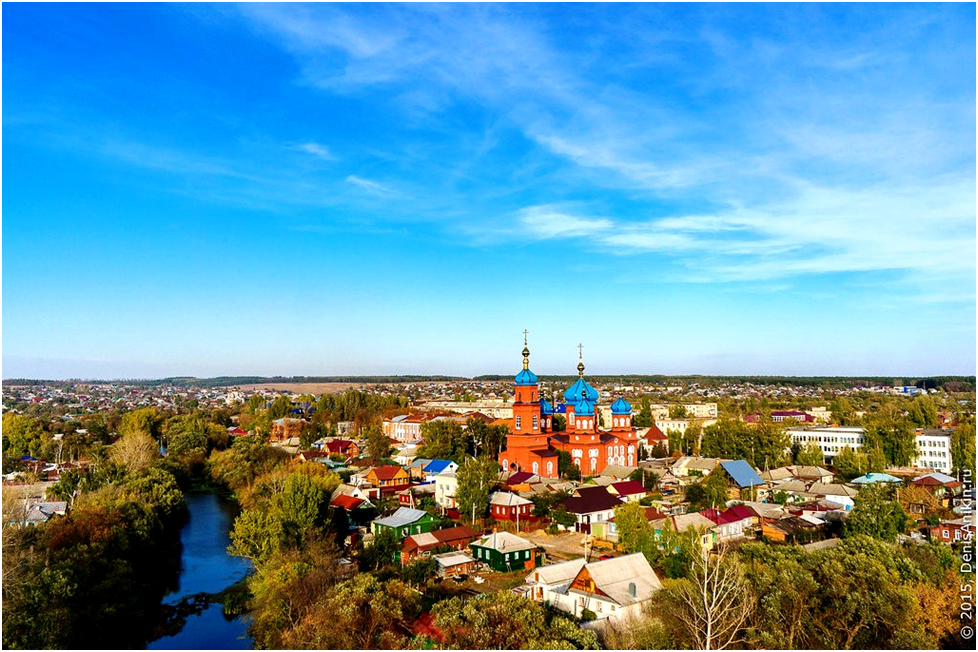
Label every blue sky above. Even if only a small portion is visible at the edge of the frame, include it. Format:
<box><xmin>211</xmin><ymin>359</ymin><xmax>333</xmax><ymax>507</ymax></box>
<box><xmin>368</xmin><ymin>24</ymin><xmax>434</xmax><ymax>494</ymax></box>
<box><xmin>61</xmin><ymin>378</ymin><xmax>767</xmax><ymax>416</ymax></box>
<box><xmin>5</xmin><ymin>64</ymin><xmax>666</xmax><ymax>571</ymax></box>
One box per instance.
<box><xmin>3</xmin><ymin>3</ymin><xmax>975</xmax><ymax>379</ymax></box>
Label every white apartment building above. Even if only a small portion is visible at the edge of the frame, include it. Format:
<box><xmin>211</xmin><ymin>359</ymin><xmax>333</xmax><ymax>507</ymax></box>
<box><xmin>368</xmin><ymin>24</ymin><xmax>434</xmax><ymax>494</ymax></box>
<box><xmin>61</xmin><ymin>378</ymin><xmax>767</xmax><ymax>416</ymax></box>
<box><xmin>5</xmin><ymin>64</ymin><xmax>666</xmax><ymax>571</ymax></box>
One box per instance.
<box><xmin>786</xmin><ymin>427</ymin><xmax>866</xmax><ymax>463</ymax></box>
<box><xmin>648</xmin><ymin>402</ymin><xmax>718</xmax><ymax>420</ymax></box>
<box><xmin>788</xmin><ymin>426</ymin><xmax>954</xmax><ymax>472</ymax></box>
<box><xmin>914</xmin><ymin>430</ymin><xmax>953</xmax><ymax>474</ymax></box>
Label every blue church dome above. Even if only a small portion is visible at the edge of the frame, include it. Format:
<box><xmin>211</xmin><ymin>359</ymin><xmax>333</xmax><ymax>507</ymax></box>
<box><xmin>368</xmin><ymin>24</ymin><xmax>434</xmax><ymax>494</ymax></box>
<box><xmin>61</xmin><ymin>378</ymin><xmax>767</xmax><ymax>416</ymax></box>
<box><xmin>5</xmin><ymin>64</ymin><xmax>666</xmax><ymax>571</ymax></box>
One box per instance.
<box><xmin>611</xmin><ymin>397</ymin><xmax>632</xmax><ymax>415</ymax></box>
<box><xmin>564</xmin><ymin>377</ymin><xmax>598</xmax><ymax>404</ymax></box>
<box><xmin>575</xmin><ymin>396</ymin><xmax>595</xmax><ymax>416</ymax></box>
<box><xmin>515</xmin><ymin>368</ymin><xmax>538</xmax><ymax>386</ymax></box>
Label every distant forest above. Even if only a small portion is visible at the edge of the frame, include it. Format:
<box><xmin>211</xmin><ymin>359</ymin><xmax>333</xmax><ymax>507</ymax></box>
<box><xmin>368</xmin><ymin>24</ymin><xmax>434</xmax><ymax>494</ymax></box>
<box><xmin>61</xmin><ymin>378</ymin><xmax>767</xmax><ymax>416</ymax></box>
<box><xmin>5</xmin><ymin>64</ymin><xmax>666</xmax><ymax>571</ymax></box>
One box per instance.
<box><xmin>4</xmin><ymin>374</ymin><xmax>975</xmax><ymax>391</ymax></box>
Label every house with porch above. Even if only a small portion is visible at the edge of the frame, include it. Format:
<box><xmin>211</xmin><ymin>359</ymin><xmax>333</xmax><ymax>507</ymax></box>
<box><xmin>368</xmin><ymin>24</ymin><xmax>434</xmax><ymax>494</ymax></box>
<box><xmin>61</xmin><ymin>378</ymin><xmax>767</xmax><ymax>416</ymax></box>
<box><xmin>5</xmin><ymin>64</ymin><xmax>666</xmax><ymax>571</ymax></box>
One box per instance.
<box><xmin>562</xmin><ymin>486</ymin><xmax>624</xmax><ymax>534</ymax></box>
<box><xmin>525</xmin><ymin>553</ymin><xmax>661</xmax><ymax>624</ymax></box>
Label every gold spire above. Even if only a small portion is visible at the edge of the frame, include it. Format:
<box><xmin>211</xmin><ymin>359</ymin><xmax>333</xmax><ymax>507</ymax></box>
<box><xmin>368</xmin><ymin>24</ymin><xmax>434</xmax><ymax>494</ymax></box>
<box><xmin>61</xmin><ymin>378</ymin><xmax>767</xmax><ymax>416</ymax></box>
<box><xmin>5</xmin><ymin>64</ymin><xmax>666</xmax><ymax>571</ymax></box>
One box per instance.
<box><xmin>577</xmin><ymin>343</ymin><xmax>585</xmax><ymax>377</ymax></box>
<box><xmin>522</xmin><ymin>329</ymin><xmax>530</xmax><ymax>370</ymax></box>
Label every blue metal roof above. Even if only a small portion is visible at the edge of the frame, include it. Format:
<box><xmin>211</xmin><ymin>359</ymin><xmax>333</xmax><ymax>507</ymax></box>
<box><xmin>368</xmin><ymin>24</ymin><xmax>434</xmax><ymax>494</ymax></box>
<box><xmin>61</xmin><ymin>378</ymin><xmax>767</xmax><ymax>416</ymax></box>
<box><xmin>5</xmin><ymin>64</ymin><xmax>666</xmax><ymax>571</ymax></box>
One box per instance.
<box><xmin>540</xmin><ymin>398</ymin><xmax>554</xmax><ymax>415</ymax></box>
<box><xmin>719</xmin><ymin>460</ymin><xmax>765</xmax><ymax>488</ymax></box>
<box><xmin>515</xmin><ymin>368</ymin><xmax>538</xmax><ymax>386</ymax></box>
<box><xmin>423</xmin><ymin>459</ymin><xmax>455</xmax><ymax>474</ymax></box>
<box><xmin>852</xmin><ymin>472</ymin><xmax>902</xmax><ymax>484</ymax></box>
<box><xmin>610</xmin><ymin>397</ymin><xmax>632</xmax><ymax>415</ymax></box>
<box><xmin>564</xmin><ymin>377</ymin><xmax>598</xmax><ymax>403</ymax></box>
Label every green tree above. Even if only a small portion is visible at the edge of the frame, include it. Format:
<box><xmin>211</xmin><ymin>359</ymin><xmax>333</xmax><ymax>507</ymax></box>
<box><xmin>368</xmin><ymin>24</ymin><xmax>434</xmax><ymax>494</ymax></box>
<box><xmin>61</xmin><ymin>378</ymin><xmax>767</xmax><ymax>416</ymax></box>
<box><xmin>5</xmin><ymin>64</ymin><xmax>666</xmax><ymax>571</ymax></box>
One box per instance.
<box><xmin>633</xmin><ymin>396</ymin><xmax>653</xmax><ymax>428</ymax></box>
<box><xmin>401</xmin><ymin>556</ymin><xmax>437</xmax><ymax>588</ymax></box>
<box><xmin>950</xmin><ymin>421</ymin><xmax>976</xmax><ymax>479</ymax></box>
<box><xmin>863</xmin><ymin>409</ymin><xmax>916</xmax><ymax>466</ymax></box>
<box><xmin>433</xmin><ymin>591</ymin><xmax>599</xmax><ymax>649</ymax></box>
<box><xmin>738</xmin><ymin>543</ymin><xmax>818</xmax><ymax>649</ymax></box>
<box><xmin>2</xmin><ymin>413</ymin><xmax>45</xmax><ymax>458</ymax></box>
<box><xmin>119</xmin><ymin>407</ymin><xmax>164</xmax><ymax>441</ymax></box>
<box><xmin>557</xmin><ymin>449</ymin><xmax>581</xmax><ymax>480</ymax></box>
<box><xmin>284</xmin><ymin>574</ymin><xmax>419</xmax><ymax>649</ymax></box>
<box><xmin>794</xmin><ymin>440</ymin><xmax>824</xmax><ymax>466</ymax></box>
<box><xmin>552</xmin><ymin>413</ymin><xmax>567</xmax><ymax>432</ymax></box>
<box><xmin>701</xmin><ymin>418</ymin><xmax>789</xmax><ymax>469</ymax></box>
<box><xmin>907</xmin><ymin>395</ymin><xmax>939</xmax><ymax>428</ymax></box>
<box><xmin>805</xmin><ymin>536</ymin><xmax>927</xmax><ymax>649</ymax></box>
<box><xmin>363</xmin><ymin>425</ymin><xmax>392</xmax><ymax>461</ymax></box>
<box><xmin>685</xmin><ymin>470</ymin><xmax>728</xmax><ymax>511</ymax></box>
<box><xmin>456</xmin><ymin>456</ymin><xmax>497</xmax><ymax>524</ymax></box>
<box><xmin>361</xmin><ymin>526</ymin><xmax>401</xmax><ymax>570</ymax></box>
<box><xmin>844</xmin><ymin>484</ymin><xmax>909</xmax><ymax>542</ymax></box>
<box><xmin>613</xmin><ymin>501</ymin><xmax>657</xmax><ymax>563</ymax></box>
<box><xmin>829</xmin><ymin>396</ymin><xmax>859</xmax><ymax>426</ymax></box>
<box><xmin>832</xmin><ymin>445</ymin><xmax>868</xmax><ymax>481</ymax></box>
<box><xmin>669</xmin><ymin>404</ymin><xmax>688</xmax><ymax>419</ymax></box>
<box><xmin>418</xmin><ymin>420</ymin><xmax>468</xmax><ymax>463</ymax></box>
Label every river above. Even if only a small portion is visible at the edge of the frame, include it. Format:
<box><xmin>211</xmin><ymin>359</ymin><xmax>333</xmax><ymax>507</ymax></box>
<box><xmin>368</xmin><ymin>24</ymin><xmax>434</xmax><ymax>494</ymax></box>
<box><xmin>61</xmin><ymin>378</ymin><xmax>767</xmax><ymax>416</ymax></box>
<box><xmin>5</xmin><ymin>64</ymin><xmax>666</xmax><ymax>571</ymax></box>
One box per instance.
<box><xmin>147</xmin><ymin>490</ymin><xmax>253</xmax><ymax>650</ymax></box>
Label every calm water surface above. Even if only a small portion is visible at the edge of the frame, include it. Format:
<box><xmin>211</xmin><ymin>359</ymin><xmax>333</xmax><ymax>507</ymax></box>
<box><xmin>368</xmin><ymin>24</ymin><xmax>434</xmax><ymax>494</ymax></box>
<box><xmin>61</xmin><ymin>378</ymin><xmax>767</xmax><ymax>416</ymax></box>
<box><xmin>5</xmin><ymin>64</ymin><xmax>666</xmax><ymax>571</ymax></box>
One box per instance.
<box><xmin>148</xmin><ymin>491</ymin><xmax>253</xmax><ymax>650</ymax></box>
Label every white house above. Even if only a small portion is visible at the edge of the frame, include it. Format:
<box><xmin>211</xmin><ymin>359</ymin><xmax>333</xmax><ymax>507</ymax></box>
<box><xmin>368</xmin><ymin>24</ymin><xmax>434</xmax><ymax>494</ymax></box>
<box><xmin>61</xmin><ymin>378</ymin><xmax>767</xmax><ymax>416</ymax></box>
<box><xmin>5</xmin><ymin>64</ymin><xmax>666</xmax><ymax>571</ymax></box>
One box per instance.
<box><xmin>524</xmin><ymin>553</ymin><xmax>661</xmax><ymax>624</ymax></box>
<box><xmin>435</xmin><ymin>471</ymin><xmax>458</xmax><ymax>508</ymax></box>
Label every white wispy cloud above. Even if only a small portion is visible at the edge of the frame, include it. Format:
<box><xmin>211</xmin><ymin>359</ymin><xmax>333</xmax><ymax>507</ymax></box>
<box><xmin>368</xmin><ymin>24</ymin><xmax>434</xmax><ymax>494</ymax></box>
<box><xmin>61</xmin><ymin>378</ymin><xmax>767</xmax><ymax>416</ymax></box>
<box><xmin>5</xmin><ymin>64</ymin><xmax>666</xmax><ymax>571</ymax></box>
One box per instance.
<box><xmin>167</xmin><ymin>6</ymin><xmax>978</xmax><ymax>295</ymax></box>
<box><xmin>345</xmin><ymin>174</ymin><xmax>397</xmax><ymax>197</ymax></box>
<box><xmin>296</xmin><ymin>142</ymin><xmax>336</xmax><ymax>160</ymax></box>
<box><xmin>518</xmin><ymin>205</ymin><xmax>614</xmax><ymax>239</ymax></box>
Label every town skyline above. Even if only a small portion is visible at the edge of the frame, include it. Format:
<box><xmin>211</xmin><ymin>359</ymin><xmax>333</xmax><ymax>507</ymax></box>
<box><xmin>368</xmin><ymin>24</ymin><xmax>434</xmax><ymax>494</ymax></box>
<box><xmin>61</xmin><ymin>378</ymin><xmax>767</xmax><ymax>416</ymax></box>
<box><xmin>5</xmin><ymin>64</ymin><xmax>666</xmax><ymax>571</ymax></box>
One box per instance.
<box><xmin>4</xmin><ymin>4</ymin><xmax>975</xmax><ymax>380</ymax></box>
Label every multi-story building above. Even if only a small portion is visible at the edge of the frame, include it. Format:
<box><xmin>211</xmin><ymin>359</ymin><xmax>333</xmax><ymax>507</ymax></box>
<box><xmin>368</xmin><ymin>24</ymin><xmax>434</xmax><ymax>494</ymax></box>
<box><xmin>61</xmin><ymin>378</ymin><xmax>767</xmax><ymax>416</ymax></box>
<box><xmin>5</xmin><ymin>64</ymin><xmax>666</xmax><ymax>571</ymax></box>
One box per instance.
<box><xmin>788</xmin><ymin>426</ymin><xmax>954</xmax><ymax>473</ymax></box>
<box><xmin>786</xmin><ymin>426</ymin><xmax>866</xmax><ymax>463</ymax></box>
<box><xmin>382</xmin><ymin>413</ymin><xmax>430</xmax><ymax>443</ymax></box>
<box><xmin>913</xmin><ymin>429</ymin><xmax>953</xmax><ymax>474</ymax></box>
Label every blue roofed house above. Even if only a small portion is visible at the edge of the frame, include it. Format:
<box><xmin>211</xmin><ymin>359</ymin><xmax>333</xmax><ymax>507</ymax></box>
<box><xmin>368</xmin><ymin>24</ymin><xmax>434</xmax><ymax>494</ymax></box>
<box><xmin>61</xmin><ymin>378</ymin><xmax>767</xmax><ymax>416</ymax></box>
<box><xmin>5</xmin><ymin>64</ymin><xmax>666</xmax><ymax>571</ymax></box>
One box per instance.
<box><xmin>423</xmin><ymin>459</ymin><xmax>459</xmax><ymax>482</ymax></box>
<box><xmin>718</xmin><ymin>460</ymin><xmax>766</xmax><ymax>500</ymax></box>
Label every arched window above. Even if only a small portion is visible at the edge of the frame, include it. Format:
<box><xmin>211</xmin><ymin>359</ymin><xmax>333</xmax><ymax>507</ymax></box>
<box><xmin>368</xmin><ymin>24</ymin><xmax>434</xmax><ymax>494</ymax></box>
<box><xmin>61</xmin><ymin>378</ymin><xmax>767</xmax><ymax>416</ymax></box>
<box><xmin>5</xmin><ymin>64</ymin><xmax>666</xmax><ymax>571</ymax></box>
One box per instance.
<box><xmin>547</xmin><ymin>461</ymin><xmax>554</xmax><ymax>476</ymax></box>
<box><xmin>591</xmin><ymin>458</ymin><xmax>598</xmax><ymax>471</ymax></box>
<box><xmin>502</xmin><ymin>458</ymin><xmax>509</xmax><ymax>470</ymax></box>
<box><xmin>532</xmin><ymin>461</ymin><xmax>539</xmax><ymax>474</ymax></box>
<box><xmin>613</xmin><ymin>417</ymin><xmax>619</xmax><ymax>427</ymax></box>
<box><xmin>628</xmin><ymin>455</ymin><xmax>633</xmax><ymax>465</ymax></box>
<box><xmin>515</xmin><ymin>415</ymin><xmax>522</xmax><ymax>430</ymax></box>
<box><xmin>532</xmin><ymin>415</ymin><xmax>539</xmax><ymax>430</ymax></box>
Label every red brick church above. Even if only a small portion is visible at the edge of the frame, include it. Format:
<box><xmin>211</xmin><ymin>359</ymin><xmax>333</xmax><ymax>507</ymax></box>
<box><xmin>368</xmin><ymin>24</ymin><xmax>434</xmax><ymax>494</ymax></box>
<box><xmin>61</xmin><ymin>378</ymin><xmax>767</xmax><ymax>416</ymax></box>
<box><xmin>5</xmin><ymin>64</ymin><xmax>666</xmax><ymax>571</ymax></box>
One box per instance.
<box><xmin>499</xmin><ymin>337</ymin><xmax>641</xmax><ymax>478</ymax></box>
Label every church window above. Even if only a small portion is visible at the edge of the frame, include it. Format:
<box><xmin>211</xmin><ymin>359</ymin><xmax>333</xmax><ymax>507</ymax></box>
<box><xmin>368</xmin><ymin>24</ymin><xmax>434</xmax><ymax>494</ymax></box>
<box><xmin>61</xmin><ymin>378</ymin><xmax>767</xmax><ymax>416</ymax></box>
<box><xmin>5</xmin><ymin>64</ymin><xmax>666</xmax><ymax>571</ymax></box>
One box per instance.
<box><xmin>533</xmin><ymin>415</ymin><xmax>539</xmax><ymax>429</ymax></box>
<box><xmin>532</xmin><ymin>462</ymin><xmax>539</xmax><ymax>474</ymax></box>
<box><xmin>515</xmin><ymin>415</ymin><xmax>522</xmax><ymax>430</ymax></box>
<box><xmin>547</xmin><ymin>461</ymin><xmax>554</xmax><ymax>476</ymax></box>
<box><xmin>591</xmin><ymin>458</ymin><xmax>598</xmax><ymax>471</ymax></box>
